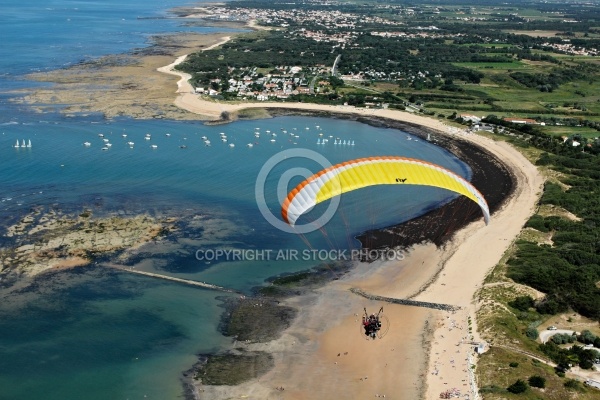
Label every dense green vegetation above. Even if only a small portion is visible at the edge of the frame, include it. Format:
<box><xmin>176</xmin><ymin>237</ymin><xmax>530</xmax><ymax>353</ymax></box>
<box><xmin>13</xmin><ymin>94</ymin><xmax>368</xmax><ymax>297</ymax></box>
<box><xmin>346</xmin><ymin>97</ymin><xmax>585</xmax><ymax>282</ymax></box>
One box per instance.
<box><xmin>539</xmin><ymin>341</ymin><xmax>599</xmax><ymax>370</ymax></box>
<box><xmin>501</xmin><ymin>143</ymin><xmax>600</xmax><ymax>320</ymax></box>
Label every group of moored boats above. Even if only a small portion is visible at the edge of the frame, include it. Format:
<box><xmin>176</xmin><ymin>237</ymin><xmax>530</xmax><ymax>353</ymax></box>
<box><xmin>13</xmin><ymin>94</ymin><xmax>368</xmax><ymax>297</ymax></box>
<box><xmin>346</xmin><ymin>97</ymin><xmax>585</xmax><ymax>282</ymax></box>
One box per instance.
<box><xmin>13</xmin><ymin>139</ymin><xmax>32</xmax><ymax>148</ymax></box>
<box><xmin>82</xmin><ymin>126</ymin><xmax>356</xmax><ymax>151</ymax></box>
<box><xmin>318</xmin><ymin>139</ymin><xmax>355</xmax><ymax>145</ymax></box>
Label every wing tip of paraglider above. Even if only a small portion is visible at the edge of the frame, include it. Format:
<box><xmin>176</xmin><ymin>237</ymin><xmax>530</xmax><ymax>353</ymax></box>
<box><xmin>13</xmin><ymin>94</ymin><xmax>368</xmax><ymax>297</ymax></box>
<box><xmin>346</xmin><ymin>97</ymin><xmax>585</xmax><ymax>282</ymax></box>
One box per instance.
<box><xmin>483</xmin><ymin>206</ymin><xmax>490</xmax><ymax>225</ymax></box>
<box><xmin>281</xmin><ymin>199</ymin><xmax>294</xmax><ymax>226</ymax></box>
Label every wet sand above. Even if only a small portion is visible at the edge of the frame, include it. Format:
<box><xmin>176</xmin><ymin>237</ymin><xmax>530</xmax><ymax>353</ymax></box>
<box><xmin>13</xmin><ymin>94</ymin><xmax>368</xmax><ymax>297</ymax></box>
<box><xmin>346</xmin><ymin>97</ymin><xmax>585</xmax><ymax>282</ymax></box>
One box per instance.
<box><xmin>16</xmin><ymin>32</ymin><xmax>236</xmax><ymax>120</ymax></box>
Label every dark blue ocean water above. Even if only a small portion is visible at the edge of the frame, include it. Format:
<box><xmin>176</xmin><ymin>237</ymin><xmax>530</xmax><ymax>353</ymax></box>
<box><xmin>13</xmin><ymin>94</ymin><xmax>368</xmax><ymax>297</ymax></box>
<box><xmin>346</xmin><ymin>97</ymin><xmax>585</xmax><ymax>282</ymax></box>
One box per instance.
<box><xmin>0</xmin><ymin>1</ymin><xmax>471</xmax><ymax>398</ymax></box>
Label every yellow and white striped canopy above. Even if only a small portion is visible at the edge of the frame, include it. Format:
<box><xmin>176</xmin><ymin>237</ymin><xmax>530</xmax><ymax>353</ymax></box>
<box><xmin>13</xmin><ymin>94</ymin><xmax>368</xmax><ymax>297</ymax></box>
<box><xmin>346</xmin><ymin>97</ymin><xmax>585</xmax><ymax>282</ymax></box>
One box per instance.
<box><xmin>281</xmin><ymin>156</ymin><xmax>489</xmax><ymax>226</ymax></box>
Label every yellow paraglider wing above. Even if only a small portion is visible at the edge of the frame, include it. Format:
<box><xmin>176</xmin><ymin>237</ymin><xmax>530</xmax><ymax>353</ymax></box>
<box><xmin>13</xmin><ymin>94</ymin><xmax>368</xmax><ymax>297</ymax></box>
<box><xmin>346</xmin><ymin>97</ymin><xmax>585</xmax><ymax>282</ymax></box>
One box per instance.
<box><xmin>281</xmin><ymin>156</ymin><xmax>489</xmax><ymax>226</ymax></box>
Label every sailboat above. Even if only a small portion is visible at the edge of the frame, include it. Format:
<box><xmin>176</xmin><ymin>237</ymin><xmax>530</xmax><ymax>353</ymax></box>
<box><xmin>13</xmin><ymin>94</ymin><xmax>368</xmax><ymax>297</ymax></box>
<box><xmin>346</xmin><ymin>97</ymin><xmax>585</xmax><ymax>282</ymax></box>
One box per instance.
<box><xmin>27</xmin><ymin>139</ymin><xmax>32</xmax><ymax>148</ymax></box>
<box><xmin>13</xmin><ymin>140</ymin><xmax>19</xmax><ymax>148</ymax></box>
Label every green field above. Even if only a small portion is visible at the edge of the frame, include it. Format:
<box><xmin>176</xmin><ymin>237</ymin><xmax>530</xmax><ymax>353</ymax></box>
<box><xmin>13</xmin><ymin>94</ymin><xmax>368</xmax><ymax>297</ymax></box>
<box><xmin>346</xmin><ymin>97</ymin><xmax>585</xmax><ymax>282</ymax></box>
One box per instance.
<box><xmin>542</xmin><ymin>125</ymin><xmax>600</xmax><ymax>139</ymax></box>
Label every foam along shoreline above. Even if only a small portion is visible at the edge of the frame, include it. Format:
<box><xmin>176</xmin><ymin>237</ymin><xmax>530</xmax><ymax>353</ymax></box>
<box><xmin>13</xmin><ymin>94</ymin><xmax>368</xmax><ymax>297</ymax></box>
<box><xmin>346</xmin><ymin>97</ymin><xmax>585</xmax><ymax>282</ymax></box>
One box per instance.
<box><xmin>159</xmin><ymin>54</ymin><xmax>544</xmax><ymax>398</ymax></box>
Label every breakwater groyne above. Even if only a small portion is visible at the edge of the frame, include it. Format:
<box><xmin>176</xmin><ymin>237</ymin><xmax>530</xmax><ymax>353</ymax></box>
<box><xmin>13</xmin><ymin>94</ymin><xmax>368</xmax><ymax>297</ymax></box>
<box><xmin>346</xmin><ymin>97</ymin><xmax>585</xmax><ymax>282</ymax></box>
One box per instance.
<box><xmin>106</xmin><ymin>264</ymin><xmax>241</xmax><ymax>294</ymax></box>
<box><xmin>350</xmin><ymin>288</ymin><xmax>461</xmax><ymax>312</ymax></box>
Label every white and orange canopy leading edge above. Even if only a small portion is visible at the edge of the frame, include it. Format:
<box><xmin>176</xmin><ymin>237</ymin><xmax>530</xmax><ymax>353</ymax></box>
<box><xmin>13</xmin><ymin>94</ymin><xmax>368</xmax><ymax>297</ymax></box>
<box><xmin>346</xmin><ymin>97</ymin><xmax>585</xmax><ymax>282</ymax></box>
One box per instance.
<box><xmin>281</xmin><ymin>156</ymin><xmax>490</xmax><ymax>226</ymax></box>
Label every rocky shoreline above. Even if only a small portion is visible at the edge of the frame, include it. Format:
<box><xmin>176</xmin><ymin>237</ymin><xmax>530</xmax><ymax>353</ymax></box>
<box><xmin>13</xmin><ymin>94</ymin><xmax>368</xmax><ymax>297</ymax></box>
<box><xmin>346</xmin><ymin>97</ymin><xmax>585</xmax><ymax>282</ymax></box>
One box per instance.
<box><xmin>0</xmin><ymin>208</ymin><xmax>176</xmax><ymax>285</ymax></box>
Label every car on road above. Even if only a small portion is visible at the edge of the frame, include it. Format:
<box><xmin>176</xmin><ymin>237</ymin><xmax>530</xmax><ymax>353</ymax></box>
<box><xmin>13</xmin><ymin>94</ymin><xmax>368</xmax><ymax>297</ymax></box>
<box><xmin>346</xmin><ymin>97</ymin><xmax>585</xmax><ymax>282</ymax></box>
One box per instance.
<box><xmin>548</xmin><ymin>326</ymin><xmax>558</xmax><ymax>330</ymax></box>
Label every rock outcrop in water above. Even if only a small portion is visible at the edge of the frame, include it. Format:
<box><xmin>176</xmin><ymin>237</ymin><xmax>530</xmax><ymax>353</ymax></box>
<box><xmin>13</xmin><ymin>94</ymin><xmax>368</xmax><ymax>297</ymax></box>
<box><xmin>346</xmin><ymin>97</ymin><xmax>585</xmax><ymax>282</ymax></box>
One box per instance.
<box><xmin>0</xmin><ymin>209</ymin><xmax>176</xmax><ymax>280</ymax></box>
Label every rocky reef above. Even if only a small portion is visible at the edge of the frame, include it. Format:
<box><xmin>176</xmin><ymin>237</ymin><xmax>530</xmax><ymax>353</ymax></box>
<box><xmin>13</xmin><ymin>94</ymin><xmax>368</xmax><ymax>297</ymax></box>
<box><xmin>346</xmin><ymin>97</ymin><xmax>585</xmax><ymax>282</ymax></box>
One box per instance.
<box><xmin>0</xmin><ymin>208</ymin><xmax>176</xmax><ymax>280</ymax></box>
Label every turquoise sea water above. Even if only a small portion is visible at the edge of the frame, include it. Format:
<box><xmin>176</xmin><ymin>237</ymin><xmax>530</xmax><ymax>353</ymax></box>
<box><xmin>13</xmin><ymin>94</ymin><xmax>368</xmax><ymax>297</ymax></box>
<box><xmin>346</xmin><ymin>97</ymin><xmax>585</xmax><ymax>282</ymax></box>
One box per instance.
<box><xmin>0</xmin><ymin>1</ymin><xmax>471</xmax><ymax>399</ymax></box>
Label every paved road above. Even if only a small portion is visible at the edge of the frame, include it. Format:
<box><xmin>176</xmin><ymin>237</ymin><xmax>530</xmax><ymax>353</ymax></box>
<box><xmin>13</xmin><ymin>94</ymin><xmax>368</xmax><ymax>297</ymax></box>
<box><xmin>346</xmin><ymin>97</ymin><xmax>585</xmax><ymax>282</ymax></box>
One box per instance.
<box><xmin>539</xmin><ymin>329</ymin><xmax>575</xmax><ymax>344</ymax></box>
<box><xmin>331</xmin><ymin>54</ymin><xmax>342</xmax><ymax>75</ymax></box>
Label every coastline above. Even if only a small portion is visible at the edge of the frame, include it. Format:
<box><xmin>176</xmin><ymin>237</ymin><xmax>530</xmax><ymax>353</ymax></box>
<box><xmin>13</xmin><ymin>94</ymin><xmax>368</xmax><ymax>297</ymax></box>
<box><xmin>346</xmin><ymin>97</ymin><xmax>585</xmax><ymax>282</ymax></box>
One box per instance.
<box><xmin>185</xmin><ymin>115</ymin><xmax>542</xmax><ymax>399</ymax></box>
<box><xmin>160</xmin><ymin>50</ymin><xmax>543</xmax><ymax>399</ymax></box>
<box><xmin>15</xmin><ymin>25</ymin><xmax>545</xmax><ymax>399</ymax></box>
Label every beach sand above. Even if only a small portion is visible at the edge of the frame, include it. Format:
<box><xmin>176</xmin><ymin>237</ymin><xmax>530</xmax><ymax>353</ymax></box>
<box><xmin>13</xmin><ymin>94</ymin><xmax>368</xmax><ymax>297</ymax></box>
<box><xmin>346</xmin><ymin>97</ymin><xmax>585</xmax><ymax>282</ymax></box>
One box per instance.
<box><xmin>19</xmin><ymin>31</ymin><xmax>545</xmax><ymax>399</ymax></box>
<box><xmin>197</xmin><ymin>132</ymin><xmax>541</xmax><ymax>400</ymax></box>
<box><xmin>152</xmin><ymin>46</ymin><xmax>544</xmax><ymax>400</ymax></box>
